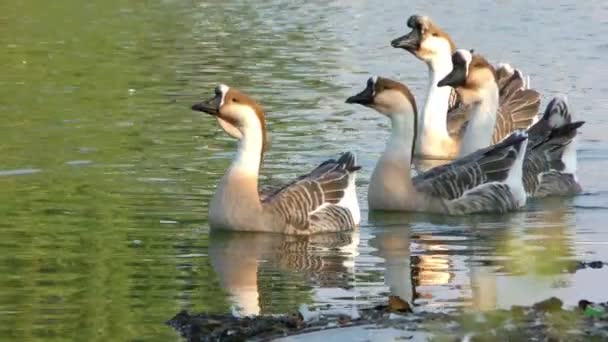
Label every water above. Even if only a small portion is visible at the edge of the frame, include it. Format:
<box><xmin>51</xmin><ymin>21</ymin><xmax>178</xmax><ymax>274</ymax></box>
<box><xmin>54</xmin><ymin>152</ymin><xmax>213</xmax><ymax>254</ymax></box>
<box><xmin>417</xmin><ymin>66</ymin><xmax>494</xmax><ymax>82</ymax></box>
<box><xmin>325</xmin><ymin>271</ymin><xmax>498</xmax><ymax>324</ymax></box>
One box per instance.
<box><xmin>1</xmin><ymin>0</ymin><xmax>607</xmax><ymax>340</ymax></box>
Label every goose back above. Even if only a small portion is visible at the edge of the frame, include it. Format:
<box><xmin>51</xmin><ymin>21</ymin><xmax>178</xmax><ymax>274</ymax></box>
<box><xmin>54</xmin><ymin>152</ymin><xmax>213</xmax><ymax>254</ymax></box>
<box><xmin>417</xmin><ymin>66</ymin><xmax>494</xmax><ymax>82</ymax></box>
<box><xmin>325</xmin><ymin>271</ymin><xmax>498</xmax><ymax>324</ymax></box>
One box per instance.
<box><xmin>413</xmin><ymin>131</ymin><xmax>528</xmax><ymax>214</ymax></box>
<box><xmin>262</xmin><ymin>152</ymin><xmax>360</xmax><ymax>234</ymax></box>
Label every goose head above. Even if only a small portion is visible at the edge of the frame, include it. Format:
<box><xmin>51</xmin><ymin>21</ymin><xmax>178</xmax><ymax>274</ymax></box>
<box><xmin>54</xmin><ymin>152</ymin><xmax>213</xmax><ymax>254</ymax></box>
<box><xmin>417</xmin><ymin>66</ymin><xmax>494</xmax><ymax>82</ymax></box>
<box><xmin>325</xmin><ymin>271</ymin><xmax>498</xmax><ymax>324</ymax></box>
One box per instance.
<box><xmin>391</xmin><ymin>15</ymin><xmax>455</xmax><ymax>65</ymax></box>
<box><xmin>437</xmin><ymin>49</ymin><xmax>496</xmax><ymax>104</ymax></box>
<box><xmin>192</xmin><ymin>84</ymin><xmax>269</xmax><ymax>152</ymax></box>
<box><xmin>346</xmin><ymin>76</ymin><xmax>417</xmax><ymax>117</ymax></box>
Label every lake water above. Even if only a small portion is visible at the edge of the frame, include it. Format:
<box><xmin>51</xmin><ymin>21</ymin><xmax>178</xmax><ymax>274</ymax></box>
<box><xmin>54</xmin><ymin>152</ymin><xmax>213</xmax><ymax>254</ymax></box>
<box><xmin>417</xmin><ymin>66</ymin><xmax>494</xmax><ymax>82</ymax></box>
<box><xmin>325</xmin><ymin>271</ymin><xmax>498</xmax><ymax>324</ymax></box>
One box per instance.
<box><xmin>1</xmin><ymin>0</ymin><xmax>607</xmax><ymax>340</ymax></box>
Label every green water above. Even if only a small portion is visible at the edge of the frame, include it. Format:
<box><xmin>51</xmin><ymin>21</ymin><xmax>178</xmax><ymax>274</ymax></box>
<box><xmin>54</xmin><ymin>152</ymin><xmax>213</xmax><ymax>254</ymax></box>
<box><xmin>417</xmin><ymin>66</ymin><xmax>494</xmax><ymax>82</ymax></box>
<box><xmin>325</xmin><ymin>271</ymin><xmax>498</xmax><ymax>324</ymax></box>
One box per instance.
<box><xmin>1</xmin><ymin>0</ymin><xmax>608</xmax><ymax>341</ymax></box>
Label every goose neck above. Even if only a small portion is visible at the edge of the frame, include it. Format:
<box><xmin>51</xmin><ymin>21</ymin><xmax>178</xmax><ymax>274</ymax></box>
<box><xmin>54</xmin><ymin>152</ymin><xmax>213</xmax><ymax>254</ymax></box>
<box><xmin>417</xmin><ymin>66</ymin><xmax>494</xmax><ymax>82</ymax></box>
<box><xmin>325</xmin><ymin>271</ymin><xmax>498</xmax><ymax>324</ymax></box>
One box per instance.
<box><xmin>420</xmin><ymin>58</ymin><xmax>454</xmax><ymax>140</ymax></box>
<box><xmin>458</xmin><ymin>85</ymin><xmax>500</xmax><ymax>156</ymax></box>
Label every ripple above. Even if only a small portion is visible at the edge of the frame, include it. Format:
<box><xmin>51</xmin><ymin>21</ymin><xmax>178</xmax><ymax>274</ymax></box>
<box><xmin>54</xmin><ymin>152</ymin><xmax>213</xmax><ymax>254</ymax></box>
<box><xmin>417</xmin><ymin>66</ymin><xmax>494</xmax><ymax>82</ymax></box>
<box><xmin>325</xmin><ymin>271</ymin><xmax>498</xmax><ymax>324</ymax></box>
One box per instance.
<box><xmin>0</xmin><ymin>168</ymin><xmax>41</xmax><ymax>176</ymax></box>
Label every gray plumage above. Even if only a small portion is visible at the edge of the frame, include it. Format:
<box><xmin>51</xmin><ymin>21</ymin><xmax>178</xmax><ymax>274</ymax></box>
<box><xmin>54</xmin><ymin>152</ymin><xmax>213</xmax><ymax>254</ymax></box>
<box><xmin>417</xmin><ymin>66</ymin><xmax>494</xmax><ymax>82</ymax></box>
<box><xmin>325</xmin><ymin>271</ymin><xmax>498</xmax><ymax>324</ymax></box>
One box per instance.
<box><xmin>262</xmin><ymin>152</ymin><xmax>360</xmax><ymax>234</ymax></box>
<box><xmin>449</xmin><ymin>183</ymin><xmax>520</xmax><ymax>214</ymax></box>
<box><xmin>413</xmin><ymin>131</ymin><xmax>528</xmax><ymax>215</ymax></box>
<box><xmin>523</xmin><ymin>96</ymin><xmax>584</xmax><ymax>197</ymax></box>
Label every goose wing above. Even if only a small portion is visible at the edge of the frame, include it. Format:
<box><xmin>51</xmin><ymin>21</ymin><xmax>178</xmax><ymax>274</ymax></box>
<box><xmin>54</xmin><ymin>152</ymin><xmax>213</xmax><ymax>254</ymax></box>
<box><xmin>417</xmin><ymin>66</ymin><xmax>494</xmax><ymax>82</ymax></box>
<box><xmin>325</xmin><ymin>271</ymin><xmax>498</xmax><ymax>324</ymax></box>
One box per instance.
<box><xmin>447</xmin><ymin>65</ymin><xmax>541</xmax><ymax>141</ymax></box>
<box><xmin>446</xmin><ymin>96</ymin><xmax>471</xmax><ymax>137</ymax></box>
<box><xmin>413</xmin><ymin>131</ymin><xmax>527</xmax><ymax>200</ymax></box>
<box><xmin>523</xmin><ymin>96</ymin><xmax>584</xmax><ymax>196</ymax></box>
<box><xmin>262</xmin><ymin>152</ymin><xmax>360</xmax><ymax>233</ymax></box>
<box><xmin>492</xmin><ymin>66</ymin><xmax>541</xmax><ymax>143</ymax></box>
<box><xmin>447</xmin><ymin>87</ymin><xmax>461</xmax><ymax>113</ymax></box>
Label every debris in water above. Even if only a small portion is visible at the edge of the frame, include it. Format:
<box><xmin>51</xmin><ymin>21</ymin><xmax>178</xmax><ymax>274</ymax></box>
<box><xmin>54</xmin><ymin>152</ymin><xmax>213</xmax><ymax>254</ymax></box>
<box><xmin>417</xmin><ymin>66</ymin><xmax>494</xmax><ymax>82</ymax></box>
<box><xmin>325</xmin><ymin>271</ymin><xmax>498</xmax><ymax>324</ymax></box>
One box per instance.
<box><xmin>532</xmin><ymin>296</ymin><xmax>563</xmax><ymax>312</ymax></box>
<box><xmin>579</xmin><ymin>300</ymin><xmax>606</xmax><ymax>318</ymax></box>
<box><xmin>298</xmin><ymin>304</ymin><xmax>320</xmax><ymax>323</ymax></box>
<box><xmin>588</xmin><ymin>261</ymin><xmax>605</xmax><ymax>269</ymax></box>
<box><xmin>388</xmin><ymin>295</ymin><xmax>412</xmax><ymax>313</ymax></box>
<box><xmin>168</xmin><ymin>297</ymin><xmax>608</xmax><ymax>342</ymax></box>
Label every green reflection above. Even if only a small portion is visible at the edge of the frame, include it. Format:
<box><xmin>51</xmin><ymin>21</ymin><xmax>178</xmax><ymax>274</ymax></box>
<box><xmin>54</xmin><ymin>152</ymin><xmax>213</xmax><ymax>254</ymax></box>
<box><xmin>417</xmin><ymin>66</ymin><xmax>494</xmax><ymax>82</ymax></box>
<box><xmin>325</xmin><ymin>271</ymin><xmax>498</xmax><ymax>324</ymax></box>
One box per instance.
<box><xmin>0</xmin><ymin>0</ymin><xmax>350</xmax><ymax>340</ymax></box>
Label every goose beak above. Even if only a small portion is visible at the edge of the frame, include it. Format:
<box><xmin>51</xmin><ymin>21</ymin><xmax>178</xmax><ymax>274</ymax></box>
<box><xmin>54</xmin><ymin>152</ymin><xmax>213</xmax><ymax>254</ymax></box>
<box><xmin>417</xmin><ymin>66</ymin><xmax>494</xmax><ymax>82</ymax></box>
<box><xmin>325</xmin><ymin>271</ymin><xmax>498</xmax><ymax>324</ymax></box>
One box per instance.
<box><xmin>437</xmin><ymin>67</ymin><xmax>466</xmax><ymax>88</ymax></box>
<box><xmin>391</xmin><ymin>30</ymin><xmax>420</xmax><ymax>51</ymax></box>
<box><xmin>192</xmin><ymin>96</ymin><xmax>219</xmax><ymax>116</ymax></box>
<box><xmin>346</xmin><ymin>83</ymin><xmax>374</xmax><ymax>106</ymax></box>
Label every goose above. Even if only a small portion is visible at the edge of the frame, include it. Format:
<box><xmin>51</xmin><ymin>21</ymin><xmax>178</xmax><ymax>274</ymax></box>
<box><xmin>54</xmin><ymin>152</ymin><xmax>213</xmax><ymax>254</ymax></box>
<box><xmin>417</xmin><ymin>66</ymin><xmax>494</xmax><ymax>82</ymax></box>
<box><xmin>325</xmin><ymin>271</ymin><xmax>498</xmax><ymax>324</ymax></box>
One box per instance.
<box><xmin>438</xmin><ymin>50</ymin><xmax>584</xmax><ymax>197</ymax></box>
<box><xmin>346</xmin><ymin>76</ymin><xmax>528</xmax><ymax>214</ymax></box>
<box><xmin>192</xmin><ymin>84</ymin><xmax>360</xmax><ymax>234</ymax></box>
<box><xmin>390</xmin><ymin>15</ymin><xmax>540</xmax><ymax>159</ymax></box>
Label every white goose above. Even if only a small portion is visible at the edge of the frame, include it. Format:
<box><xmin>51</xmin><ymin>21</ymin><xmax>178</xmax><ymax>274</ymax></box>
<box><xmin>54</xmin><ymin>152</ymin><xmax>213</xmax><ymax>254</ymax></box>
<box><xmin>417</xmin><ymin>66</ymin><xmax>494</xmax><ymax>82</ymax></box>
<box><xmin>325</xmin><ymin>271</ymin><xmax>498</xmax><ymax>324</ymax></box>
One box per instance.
<box><xmin>192</xmin><ymin>84</ymin><xmax>360</xmax><ymax>234</ymax></box>
<box><xmin>346</xmin><ymin>76</ymin><xmax>528</xmax><ymax>214</ymax></box>
<box><xmin>439</xmin><ymin>50</ymin><xmax>584</xmax><ymax>197</ymax></box>
<box><xmin>390</xmin><ymin>15</ymin><xmax>540</xmax><ymax>159</ymax></box>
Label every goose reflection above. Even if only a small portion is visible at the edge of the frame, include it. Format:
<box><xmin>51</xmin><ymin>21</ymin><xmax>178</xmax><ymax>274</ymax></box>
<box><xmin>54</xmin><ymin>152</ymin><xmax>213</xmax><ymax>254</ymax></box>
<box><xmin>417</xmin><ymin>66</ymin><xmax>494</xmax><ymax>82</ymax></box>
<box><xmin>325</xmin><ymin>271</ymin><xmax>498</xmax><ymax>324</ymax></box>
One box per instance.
<box><xmin>469</xmin><ymin>201</ymin><xmax>576</xmax><ymax>310</ymax></box>
<box><xmin>368</xmin><ymin>212</ymin><xmax>417</xmax><ymax>306</ymax></box>
<box><xmin>209</xmin><ymin>230</ymin><xmax>359</xmax><ymax>316</ymax></box>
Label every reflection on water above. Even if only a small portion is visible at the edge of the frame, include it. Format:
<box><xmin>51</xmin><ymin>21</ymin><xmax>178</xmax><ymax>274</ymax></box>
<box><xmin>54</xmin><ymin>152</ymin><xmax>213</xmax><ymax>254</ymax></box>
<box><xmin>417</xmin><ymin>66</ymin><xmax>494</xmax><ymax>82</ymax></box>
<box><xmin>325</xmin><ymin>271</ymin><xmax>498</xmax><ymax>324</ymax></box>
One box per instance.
<box><xmin>209</xmin><ymin>231</ymin><xmax>358</xmax><ymax>316</ymax></box>
<box><xmin>1</xmin><ymin>0</ymin><xmax>607</xmax><ymax>340</ymax></box>
<box><xmin>368</xmin><ymin>214</ymin><xmax>415</xmax><ymax>305</ymax></box>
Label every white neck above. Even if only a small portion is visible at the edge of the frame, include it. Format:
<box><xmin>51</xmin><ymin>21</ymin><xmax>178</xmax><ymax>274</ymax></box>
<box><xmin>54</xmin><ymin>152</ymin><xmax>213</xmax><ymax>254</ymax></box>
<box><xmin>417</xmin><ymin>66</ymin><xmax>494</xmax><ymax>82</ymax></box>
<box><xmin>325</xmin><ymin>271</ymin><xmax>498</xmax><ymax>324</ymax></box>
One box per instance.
<box><xmin>368</xmin><ymin>107</ymin><xmax>416</xmax><ymax>210</ymax></box>
<box><xmin>458</xmin><ymin>84</ymin><xmax>499</xmax><ymax>157</ymax></box>
<box><xmin>229</xmin><ymin>129</ymin><xmax>263</xmax><ymax>177</ymax></box>
<box><xmin>418</xmin><ymin>57</ymin><xmax>454</xmax><ymax>149</ymax></box>
<box><xmin>384</xmin><ymin>114</ymin><xmax>415</xmax><ymax>164</ymax></box>
<box><xmin>209</xmin><ymin>119</ymin><xmax>264</xmax><ymax>230</ymax></box>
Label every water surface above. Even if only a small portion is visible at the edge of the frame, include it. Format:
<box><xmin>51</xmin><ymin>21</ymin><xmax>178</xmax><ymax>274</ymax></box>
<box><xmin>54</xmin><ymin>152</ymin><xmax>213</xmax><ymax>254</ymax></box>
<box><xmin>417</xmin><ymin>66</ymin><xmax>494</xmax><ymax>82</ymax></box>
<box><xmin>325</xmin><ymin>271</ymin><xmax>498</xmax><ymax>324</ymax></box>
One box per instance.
<box><xmin>1</xmin><ymin>0</ymin><xmax>607</xmax><ymax>340</ymax></box>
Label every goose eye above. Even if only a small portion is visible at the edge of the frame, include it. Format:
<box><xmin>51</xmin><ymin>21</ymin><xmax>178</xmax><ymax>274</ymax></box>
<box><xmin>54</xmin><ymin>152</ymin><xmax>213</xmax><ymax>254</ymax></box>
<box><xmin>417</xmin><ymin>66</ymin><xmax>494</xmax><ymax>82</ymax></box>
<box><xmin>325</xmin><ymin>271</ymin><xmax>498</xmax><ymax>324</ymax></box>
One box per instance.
<box><xmin>232</xmin><ymin>98</ymin><xmax>239</xmax><ymax>103</ymax></box>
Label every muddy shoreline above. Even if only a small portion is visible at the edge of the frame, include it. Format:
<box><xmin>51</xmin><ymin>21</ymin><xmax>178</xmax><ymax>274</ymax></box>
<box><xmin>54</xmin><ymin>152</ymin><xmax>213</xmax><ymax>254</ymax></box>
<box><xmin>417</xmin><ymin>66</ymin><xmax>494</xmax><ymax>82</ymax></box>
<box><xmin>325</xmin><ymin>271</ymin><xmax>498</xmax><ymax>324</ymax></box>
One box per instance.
<box><xmin>168</xmin><ymin>296</ymin><xmax>608</xmax><ymax>341</ymax></box>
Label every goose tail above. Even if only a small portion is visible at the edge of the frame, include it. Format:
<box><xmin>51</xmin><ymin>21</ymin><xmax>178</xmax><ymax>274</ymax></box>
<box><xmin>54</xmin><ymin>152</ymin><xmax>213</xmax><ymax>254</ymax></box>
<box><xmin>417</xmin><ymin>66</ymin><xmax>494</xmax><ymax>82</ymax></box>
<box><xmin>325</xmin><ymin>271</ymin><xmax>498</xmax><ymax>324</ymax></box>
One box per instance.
<box><xmin>336</xmin><ymin>152</ymin><xmax>361</xmax><ymax>225</ymax></box>
<box><xmin>543</xmin><ymin>95</ymin><xmax>573</xmax><ymax>128</ymax></box>
<box><xmin>504</xmin><ymin>130</ymin><xmax>529</xmax><ymax>205</ymax></box>
<box><xmin>528</xmin><ymin>95</ymin><xmax>584</xmax><ymax>175</ymax></box>
<box><xmin>336</xmin><ymin>151</ymin><xmax>361</xmax><ymax>172</ymax></box>
<box><xmin>542</xmin><ymin>96</ymin><xmax>584</xmax><ymax>174</ymax></box>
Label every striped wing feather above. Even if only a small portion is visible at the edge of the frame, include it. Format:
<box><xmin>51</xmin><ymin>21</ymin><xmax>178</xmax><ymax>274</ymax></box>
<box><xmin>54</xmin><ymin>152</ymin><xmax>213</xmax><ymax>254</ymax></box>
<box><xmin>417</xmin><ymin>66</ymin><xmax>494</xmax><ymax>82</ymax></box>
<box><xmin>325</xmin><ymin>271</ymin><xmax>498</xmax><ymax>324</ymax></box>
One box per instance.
<box><xmin>447</xmin><ymin>104</ymin><xmax>470</xmax><ymax>137</ymax></box>
<box><xmin>446</xmin><ymin>65</ymin><xmax>540</xmax><ymax>142</ymax></box>
<box><xmin>449</xmin><ymin>183</ymin><xmax>520</xmax><ymax>214</ymax></box>
<box><xmin>492</xmin><ymin>89</ymin><xmax>540</xmax><ymax>143</ymax></box>
<box><xmin>447</xmin><ymin>88</ymin><xmax>461</xmax><ymax>113</ymax></box>
<box><xmin>522</xmin><ymin>96</ymin><xmax>584</xmax><ymax>195</ymax></box>
<box><xmin>492</xmin><ymin>68</ymin><xmax>541</xmax><ymax>143</ymax></box>
<box><xmin>413</xmin><ymin>132</ymin><xmax>525</xmax><ymax>200</ymax></box>
<box><xmin>532</xmin><ymin>171</ymin><xmax>581</xmax><ymax>197</ymax></box>
<box><xmin>262</xmin><ymin>152</ymin><xmax>358</xmax><ymax>232</ymax></box>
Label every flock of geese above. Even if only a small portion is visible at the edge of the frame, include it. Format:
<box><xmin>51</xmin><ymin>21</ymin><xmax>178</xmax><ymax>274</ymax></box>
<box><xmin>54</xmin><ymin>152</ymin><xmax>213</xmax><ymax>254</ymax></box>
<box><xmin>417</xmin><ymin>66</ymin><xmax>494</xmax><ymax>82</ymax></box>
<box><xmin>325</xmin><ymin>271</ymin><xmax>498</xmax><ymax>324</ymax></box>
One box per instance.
<box><xmin>192</xmin><ymin>15</ymin><xmax>584</xmax><ymax>235</ymax></box>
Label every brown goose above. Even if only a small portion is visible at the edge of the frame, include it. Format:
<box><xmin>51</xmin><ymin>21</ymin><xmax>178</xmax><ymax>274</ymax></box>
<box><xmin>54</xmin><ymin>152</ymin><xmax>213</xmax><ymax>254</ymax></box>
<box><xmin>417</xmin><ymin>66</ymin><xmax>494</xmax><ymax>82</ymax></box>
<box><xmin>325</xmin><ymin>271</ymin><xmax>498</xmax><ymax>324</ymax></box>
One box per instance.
<box><xmin>390</xmin><ymin>15</ymin><xmax>540</xmax><ymax>159</ymax></box>
<box><xmin>346</xmin><ymin>76</ymin><xmax>528</xmax><ymax>214</ymax></box>
<box><xmin>192</xmin><ymin>84</ymin><xmax>360</xmax><ymax>234</ymax></box>
<box><xmin>439</xmin><ymin>50</ymin><xmax>584</xmax><ymax>197</ymax></box>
